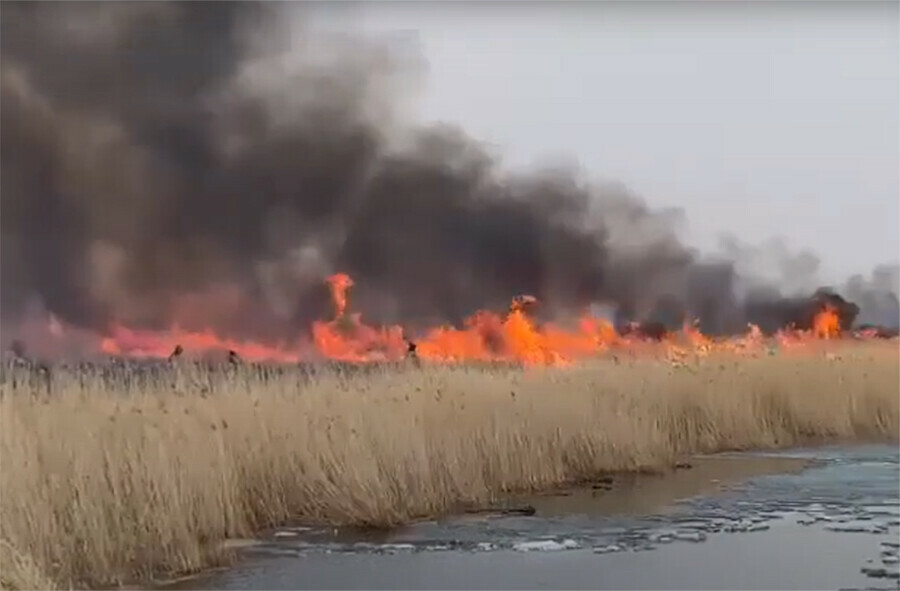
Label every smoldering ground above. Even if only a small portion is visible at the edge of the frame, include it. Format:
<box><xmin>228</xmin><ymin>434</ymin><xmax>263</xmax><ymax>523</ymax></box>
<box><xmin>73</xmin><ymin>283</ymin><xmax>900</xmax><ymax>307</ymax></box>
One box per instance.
<box><xmin>1</xmin><ymin>2</ymin><xmax>896</xmax><ymax>350</ymax></box>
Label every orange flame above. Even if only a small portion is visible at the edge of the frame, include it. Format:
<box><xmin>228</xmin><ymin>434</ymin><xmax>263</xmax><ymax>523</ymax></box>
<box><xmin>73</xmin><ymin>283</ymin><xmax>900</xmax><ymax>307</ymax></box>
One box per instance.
<box><xmin>813</xmin><ymin>304</ymin><xmax>842</xmax><ymax>340</ymax></box>
<box><xmin>312</xmin><ymin>273</ymin><xmax>407</xmax><ymax>362</ymax></box>
<box><xmin>100</xmin><ymin>324</ymin><xmax>302</xmax><ymax>363</ymax></box>
<box><xmin>326</xmin><ymin>273</ymin><xmax>354</xmax><ymax>318</ymax></box>
<box><xmin>25</xmin><ymin>272</ymin><xmax>894</xmax><ymax>366</ymax></box>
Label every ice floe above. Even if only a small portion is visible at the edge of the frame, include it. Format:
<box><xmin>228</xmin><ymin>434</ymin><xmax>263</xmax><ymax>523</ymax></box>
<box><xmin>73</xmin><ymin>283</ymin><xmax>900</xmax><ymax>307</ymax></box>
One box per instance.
<box><xmin>513</xmin><ymin>539</ymin><xmax>580</xmax><ymax>552</ymax></box>
<box><xmin>825</xmin><ymin>521</ymin><xmax>889</xmax><ymax>534</ymax></box>
<box><xmin>673</xmin><ymin>531</ymin><xmax>707</xmax><ymax>542</ymax></box>
<box><xmin>273</xmin><ymin>530</ymin><xmax>299</xmax><ymax>538</ymax></box>
<box><xmin>592</xmin><ymin>544</ymin><xmax>624</xmax><ymax>554</ymax></box>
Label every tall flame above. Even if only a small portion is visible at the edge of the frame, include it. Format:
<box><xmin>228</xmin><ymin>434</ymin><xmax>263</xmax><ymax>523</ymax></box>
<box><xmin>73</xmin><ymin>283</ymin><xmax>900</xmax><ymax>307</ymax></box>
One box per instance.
<box><xmin>326</xmin><ymin>273</ymin><xmax>354</xmax><ymax>318</ymax></box>
<box><xmin>312</xmin><ymin>273</ymin><xmax>406</xmax><ymax>362</ymax></box>
<box><xmin>813</xmin><ymin>304</ymin><xmax>842</xmax><ymax>340</ymax></box>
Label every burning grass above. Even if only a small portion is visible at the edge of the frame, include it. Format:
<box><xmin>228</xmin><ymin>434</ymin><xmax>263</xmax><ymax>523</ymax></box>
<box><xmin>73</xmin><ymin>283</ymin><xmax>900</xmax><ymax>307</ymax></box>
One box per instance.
<box><xmin>1</xmin><ymin>343</ymin><xmax>898</xmax><ymax>589</ymax></box>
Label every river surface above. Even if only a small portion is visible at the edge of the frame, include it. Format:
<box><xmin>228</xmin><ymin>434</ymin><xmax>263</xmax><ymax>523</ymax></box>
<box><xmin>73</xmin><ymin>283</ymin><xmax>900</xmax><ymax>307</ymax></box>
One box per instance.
<box><xmin>169</xmin><ymin>445</ymin><xmax>900</xmax><ymax>590</ymax></box>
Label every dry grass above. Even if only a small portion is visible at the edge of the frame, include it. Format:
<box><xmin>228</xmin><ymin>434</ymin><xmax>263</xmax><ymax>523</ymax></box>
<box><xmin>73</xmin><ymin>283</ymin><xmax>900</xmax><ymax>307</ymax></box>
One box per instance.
<box><xmin>1</xmin><ymin>343</ymin><xmax>898</xmax><ymax>589</ymax></box>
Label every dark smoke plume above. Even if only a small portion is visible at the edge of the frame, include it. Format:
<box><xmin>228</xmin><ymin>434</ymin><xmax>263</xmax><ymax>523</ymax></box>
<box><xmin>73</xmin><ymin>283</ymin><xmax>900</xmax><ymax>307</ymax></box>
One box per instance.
<box><xmin>842</xmin><ymin>264</ymin><xmax>900</xmax><ymax>330</ymax></box>
<box><xmin>1</xmin><ymin>2</ymin><xmax>896</xmax><ymax>350</ymax></box>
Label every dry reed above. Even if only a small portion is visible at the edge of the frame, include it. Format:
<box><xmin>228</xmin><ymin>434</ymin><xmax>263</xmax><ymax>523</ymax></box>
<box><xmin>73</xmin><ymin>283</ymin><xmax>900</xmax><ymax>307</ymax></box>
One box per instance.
<box><xmin>1</xmin><ymin>343</ymin><xmax>897</xmax><ymax>589</ymax></box>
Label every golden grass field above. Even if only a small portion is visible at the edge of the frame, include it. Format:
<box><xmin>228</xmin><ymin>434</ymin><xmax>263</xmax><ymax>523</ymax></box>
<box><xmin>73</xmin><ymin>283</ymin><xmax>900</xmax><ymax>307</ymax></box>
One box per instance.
<box><xmin>1</xmin><ymin>343</ymin><xmax>898</xmax><ymax>589</ymax></box>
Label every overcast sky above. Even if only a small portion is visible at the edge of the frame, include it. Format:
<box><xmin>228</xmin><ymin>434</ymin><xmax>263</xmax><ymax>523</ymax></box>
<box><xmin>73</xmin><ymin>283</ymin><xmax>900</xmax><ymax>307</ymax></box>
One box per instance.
<box><xmin>304</xmin><ymin>1</ymin><xmax>898</xmax><ymax>285</ymax></box>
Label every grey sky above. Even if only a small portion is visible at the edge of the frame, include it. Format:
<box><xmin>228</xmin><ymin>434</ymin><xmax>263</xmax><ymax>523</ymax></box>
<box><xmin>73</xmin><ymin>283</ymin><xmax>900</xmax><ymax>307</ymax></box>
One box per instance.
<box><xmin>305</xmin><ymin>1</ymin><xmax>898</xmax><ymax>286</ymax></box>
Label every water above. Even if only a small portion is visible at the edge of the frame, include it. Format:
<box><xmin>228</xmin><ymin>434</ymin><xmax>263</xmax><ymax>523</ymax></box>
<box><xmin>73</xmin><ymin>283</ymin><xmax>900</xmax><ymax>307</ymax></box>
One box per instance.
<box><xmin>169</xmin><ymin>445</ymin><xmax>900</xmax><ymax>590</ymax></box>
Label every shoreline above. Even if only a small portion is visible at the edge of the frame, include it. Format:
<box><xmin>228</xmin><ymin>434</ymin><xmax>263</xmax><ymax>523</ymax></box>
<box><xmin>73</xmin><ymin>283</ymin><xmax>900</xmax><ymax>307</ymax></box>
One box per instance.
<box><xmin>14</xmin><ymin>438</ymin><xmax>900</xmax><ymax>591</ymax></box>
<box><xmin>151</xmin><ymin>449</ymin><xmax>833</xmax><ymax>591</ymax></box>
<box><xmin>2</xmin><ymin>350</ymin><xmax>897</xmax><ymax>590</ymax></box>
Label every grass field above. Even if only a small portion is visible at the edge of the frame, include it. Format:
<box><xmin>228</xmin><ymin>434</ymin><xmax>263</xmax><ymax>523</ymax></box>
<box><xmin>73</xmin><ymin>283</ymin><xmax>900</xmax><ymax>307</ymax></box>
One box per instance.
<box><xmin>1</xmin><ymin>343</ymin><xmax>897</xmax><ymax>589</ymax></box>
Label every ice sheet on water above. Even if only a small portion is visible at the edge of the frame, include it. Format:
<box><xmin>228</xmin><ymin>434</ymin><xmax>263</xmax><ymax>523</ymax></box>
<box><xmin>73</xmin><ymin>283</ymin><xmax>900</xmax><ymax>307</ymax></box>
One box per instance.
<box><xmin>669</xmin><ymin>519</ymin><xmax>708</xmax><ymax>529</ymax></box>
<box><xmin>592</xmin><ymin>544</ymin><xmax>624</xmax><ymax>554</ymax></box>
<box><xmin>826</xmin><ymin>521</ymin><xmax>890</xmax><ymax>534</ymax></box>
<box><xmin>673</xmin><ymin>531</ymin><xmax>707</xmax><ymax>542</ymax></box>
<box><xmin>376</xmin><ymin>543</ymin><xmax>416</xmax><ymax>554</ymax></box>
<box><xmin>247</xmin><ymin>546</ymin><xmax>304</xmax><ymax>558</ymax></box>
<box><xmin>863</xmin><ymin>505</ymin><xmax>900</xmax><ymax>517</ymax></box>
<box><xmin>273</xmin><ymin>530</ymin><xmax>299</xmax><ymax>538</ymax></box>
<box><xmin>513</xmin><ymin>539</ymin><xmax>580</xmax><ymax>552</ymax></box>
<box><xmin>648</xmin><ymin>530</ymin><xmax>677</xmax><ymax>544</ymax></box>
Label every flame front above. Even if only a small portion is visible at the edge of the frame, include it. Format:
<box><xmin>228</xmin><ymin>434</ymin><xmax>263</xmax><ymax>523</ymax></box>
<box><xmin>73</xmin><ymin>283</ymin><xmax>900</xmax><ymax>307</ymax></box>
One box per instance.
<box><xmin>28</xmin><ymin>272</ymin><xmax>894</xmax><ymax>366</ymax></box>
<box><xmin>100</xmin><ymin>324</ymin><xmax>302</xmax><ymax>363</ymax></box>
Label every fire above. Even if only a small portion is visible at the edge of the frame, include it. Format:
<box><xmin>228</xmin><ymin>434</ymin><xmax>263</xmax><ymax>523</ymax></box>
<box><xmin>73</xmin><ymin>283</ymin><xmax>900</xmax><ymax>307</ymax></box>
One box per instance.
<box><xmin>417</xmin><ymin>297</ymin><xmax>621</xmax><ymax>366</ymax></box>
<box><xmin>484</xmin><ymin>301</ymin><xmax>560</xmax><ymax>366</ymax></box>
<box><xmin>18</xmin><ymin>272</ymin><xmax>895</xmax><ymax>367</ymax></box>
<box><xmin>312</xmin><ymin>273</ymin><xmax>406</xmax><ymax>362</ymax></box>
<box><xmin>682</xmin><ymin>318</ymin><xmax>712</xmax><ymax>356</ymax></box>
<box><xmin>813</xmin><ymin>304</ymin><xmax>842</xmax><ymax>340</ymax></box>
<box><xmin>100</xmin><ymin>324</ymin><xmax>302</xmax><ymax>363</ymax></box>
<box><xmin>326</xmin><ymin>273</ymin><xmax>354</xmax><ymax>318</ymax></box>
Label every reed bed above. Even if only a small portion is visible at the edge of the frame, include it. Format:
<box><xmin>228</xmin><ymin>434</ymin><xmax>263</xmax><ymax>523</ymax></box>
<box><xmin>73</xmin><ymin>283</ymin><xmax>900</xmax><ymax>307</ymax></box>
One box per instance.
<box><xmin>1</xmin><ymin>342</ymin><xmax>897</xmax><ymax>589</ymax></box>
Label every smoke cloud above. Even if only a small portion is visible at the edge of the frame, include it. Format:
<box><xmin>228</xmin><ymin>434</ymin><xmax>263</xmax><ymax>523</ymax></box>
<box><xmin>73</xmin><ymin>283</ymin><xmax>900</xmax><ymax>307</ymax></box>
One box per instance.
<box><xmin>1</xmin><ymin>2</ymin><xmax>896</xmax><ymax>349</ymax></box>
